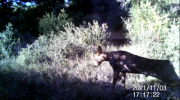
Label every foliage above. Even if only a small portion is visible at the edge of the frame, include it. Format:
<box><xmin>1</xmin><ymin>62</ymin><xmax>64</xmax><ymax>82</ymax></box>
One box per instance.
<box><xmin>91</xmin><ymin>0</ymin><xmax>127</xmax><ymax>30</ymax></box>
<box><xmin>66</xmin><ymin>10</ymin><xmax>84</xmax><ymax>26</ymax></box>
<box><xmin>0</xmin><ymin>1</ymin><xmax>179</xmax><ymax>99</ymax></box>
<box><xmin>0</xmin><ymin>0</ymin><xmax>66</xmax><ymax>37</ymax></box>
<box><xmin>17</xmin><ymin>20</ymin><xmax>110</xmax><ymax>66</ymax></box>
<box><xmin>63</xmin><ymin>21</ymin><xmax>110</xmax><ymax>46</ymax></box>
<box><xmin>126</xmin><ymin>0</ymin><xmax>178</xmax><ymax>5</ymax></box>
<box><xmin>125</xmin><ymin>0</ymin><xmax>169</xmax><ymax>43</ymax></box>
<box><xmin>69</xmin><ymin>0</ymin><xmax>128</xmax><ymax>31</ymax></box>
<box><xmin>0</xmin><ymin>3</ymin><xmax>45</xmax><ymax>37</ymax></box>
<box><xmin>0</xmin><ymin>23</ymin><xmax>16</xmax><ymax>59</ymax></box>
<box><xmin>123</xmin><ymin>0</ymin><xmax>179</xmax><ymax>62</ymax></box>
<box><xmin>17</xmin><ymin>35</ymin><xmax>50</xmax><ymax>66</ymax></box>
<box><xmin>2</xmin><ymin>44</ymin><xmax>180</xmax><ymax>100</ymax></box>
<box><xmin>33</xmin><ymin>0</ymin><xmax>65</xmax><ymax>7</ymax></box>
<box><xmin>38</xmin><ymin>9</ymin><xmax>69</xmax><ymax>35</ymax></box>
<box><xmin>68</xmin><ymin>0</ymin><xmax>93</xmax><ymax>14</ymax></box>
<box><xmin>11</xmin><ymin>5</ymin><xmax>41</xmax><ymax>36</ymax></box>
<box><xmin>162</xmin><ymin>18</ymin><xmax>179</xmax><ymax>62</ymax></box>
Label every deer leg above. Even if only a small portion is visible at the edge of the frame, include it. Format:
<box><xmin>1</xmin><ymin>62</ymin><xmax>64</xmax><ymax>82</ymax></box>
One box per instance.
<box><xmin>112</xmin><ymin>71</ymin><xmax>120</xmax><ymax>94</ymax></box>
<box><xmin>122</xmin><ymin>72</ymin><xmax>126</xmax><ymax>95</ymax></box>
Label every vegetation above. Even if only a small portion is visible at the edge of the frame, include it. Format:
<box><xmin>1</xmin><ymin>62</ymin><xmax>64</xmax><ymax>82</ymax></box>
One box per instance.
<box><xmin>17</xmin><ymin>20</ymin><xmax>110</xmax><ymax>67</ymax></box>
<box><xmin>123</xmin><ymin>0</ymin><xmax>179</xmax><ymax>62</ymax></box>
<box><xmin>0</xmin><ymin>0</ymin><xmax>179</xmax><ymax>100</ymax></box>
<box><xmin>0</xmin><ymin>23</ymin><xmax>17</xmax><ymax>59</ymax></box>
<box><xmin>38</xmin><ymin>9</ymin><xmax>69</xmax><ymax>35</ymax></box>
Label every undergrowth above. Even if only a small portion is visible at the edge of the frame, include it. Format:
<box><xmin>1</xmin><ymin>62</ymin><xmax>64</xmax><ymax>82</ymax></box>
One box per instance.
<box><xmin>123</xmin><ymin>0</ymin><xmax>179</xmax><ymax>62</ymax></box>
<box><xmin>0</xmin><ymin>1</ymin><xmax>179</xmax><ymax>100</ymax></box>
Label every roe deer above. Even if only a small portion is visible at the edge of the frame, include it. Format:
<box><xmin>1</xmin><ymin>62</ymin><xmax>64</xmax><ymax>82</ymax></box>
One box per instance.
<box><xmin>93</xmin><ymin>46</ymin><xmax>180</xmax><ymax>94</ymax></box>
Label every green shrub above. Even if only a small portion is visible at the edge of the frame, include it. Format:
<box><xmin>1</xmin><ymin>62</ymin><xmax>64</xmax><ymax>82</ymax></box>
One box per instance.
<box><xmin>57</xmin><ymin>20</ymin><xmax>110</xmax><ymax>58</ymax></box>
<box><xmin>49</xmin><ymin>20</ymin><xmax>110</xmax><ymax>59</ymax></box>
<box><xmin>17</xmin><ymin>35</ymin><xmax>51</xmax><ymax>67</ymax></box>
<box><xmin>123</xmin><ymin>0</ymin><xmax>179</xmax><ymax>62</ymax></box>
<box><xmin>124</xmin><ymin>0</ymin><xmax>169</xmax><ymax>44</ymax></box>
<box><xmin>162</xmin><ymin>18</ymin><xmax>179</xmax><ymax>62</ymax></box>
<box><xmin>17</xmin><ymin>20</ymin><xmax>110</xmax><ymax>67</ymax></box>
<box><xmin>63</xmin><ymin>21</ymin><xmax>110</xmax><ymax>46</ymax></box>
<box><xmin>0</xmin><ymin>23</ymin><xmax>16</xmax><ymax>59</ymax></box>
<box><xmin>38</xmin><ymin>9</ymin><xmax>69</xmax><ymax>35</ymax></box>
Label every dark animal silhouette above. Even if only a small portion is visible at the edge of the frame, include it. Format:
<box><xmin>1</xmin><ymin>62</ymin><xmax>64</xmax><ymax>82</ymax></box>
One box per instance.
<box><xmin>93</xmin><ymin>46</ymin><xmax>180</xmax><ymax>94</ymax></box>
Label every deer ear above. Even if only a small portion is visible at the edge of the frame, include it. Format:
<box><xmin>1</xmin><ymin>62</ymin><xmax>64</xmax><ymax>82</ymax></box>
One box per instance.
<box><xmin>97</xmin><ymin>46</ymin><xmax>102</xmax><ymax>53</ymax></box>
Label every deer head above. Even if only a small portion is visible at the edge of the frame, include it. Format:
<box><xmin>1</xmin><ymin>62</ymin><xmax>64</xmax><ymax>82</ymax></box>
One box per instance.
<box><xmin>93</xmin><ymin>46</ymin><xmax>107</xmax><ymax>67</ymax></box>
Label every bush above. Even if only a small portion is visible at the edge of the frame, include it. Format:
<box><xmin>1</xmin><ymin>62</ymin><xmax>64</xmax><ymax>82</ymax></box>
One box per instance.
<box><xmin>63</xmin><ymin>21</ymin><xmax>110</xmax><ymax>46</ymax></box>
<box><xmin>17</xmin><ymin>20</ymin><xmax>110</xmax><ymax>67</ymax></box>
<box><xmin>15</xmin><ymin>20</ymin><xmax>111</xmax><ymax>99</ymax></box>
<box><xmin>38</xmin><ymin>9</ymin><xmax>69</xmax><ymax>35</ymax></box>
<box><xmin>123</xmin><ymin>0</ymin><xmax>179</xmax><ymax>62</ymax></box>
<box><xmin>163</xmin><ymin>19</ymin><xmax>179</xmax><ymax>62</ymax></box>
<box><xmin>0</xmin><ymin>23</ymin><xmax>16</xmax><ymax>59</ymax></box>
<box><xmin>17</xmin><ymin>35</ymin><xmax>51</xmax><ymax>67</ymax></box>
<box><xmin>124</xmin><ymin>0</ymin><xmax>169</xmax><ymax>43</ymax></box>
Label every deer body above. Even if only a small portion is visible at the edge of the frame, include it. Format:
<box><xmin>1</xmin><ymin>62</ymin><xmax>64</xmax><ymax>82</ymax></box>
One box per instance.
<box><xmin>93</xmin><ymin>46</ymin><xmax>180</xmax><ymax>94</ymax></box>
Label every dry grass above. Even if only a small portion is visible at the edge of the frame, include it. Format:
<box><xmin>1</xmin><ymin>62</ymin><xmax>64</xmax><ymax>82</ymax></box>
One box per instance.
<box><xmin>1</xmin><ymin>3</ymin><xmax>180</xmax><ymax>99</ymax></box>
<box><xmin>0</xmin><ymin>44</ymin><xmax>179</xmax><ymax>100</ymax></box>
